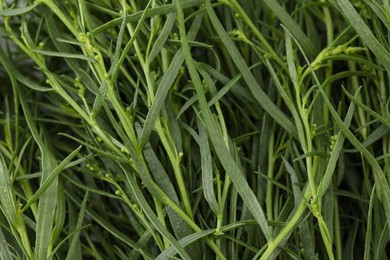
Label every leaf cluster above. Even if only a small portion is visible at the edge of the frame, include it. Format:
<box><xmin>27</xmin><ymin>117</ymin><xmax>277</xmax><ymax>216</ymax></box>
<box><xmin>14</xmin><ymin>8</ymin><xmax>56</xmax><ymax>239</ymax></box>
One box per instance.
<box><xmin>1</xmin><ymin>0</ymin><xmax>390</xmax><ymax>259</ymax></box>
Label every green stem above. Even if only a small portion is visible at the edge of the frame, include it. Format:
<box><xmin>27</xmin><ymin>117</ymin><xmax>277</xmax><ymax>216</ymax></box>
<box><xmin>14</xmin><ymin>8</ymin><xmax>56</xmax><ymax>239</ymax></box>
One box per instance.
<box><xmin>261</xmin><ymin>187</ymin><xmax>312</xmax><ymax>259</ymax></box>
<box><xmin>228</xmin><ymin>0</ymin><xmax>288</xmax><ymax>72</ymax></box>
<box><xmin>334</xmin><ymin>197</ymin><xmax>342</xmax><ymax>260</ymax></box>
<box><xmin>155</xmin><ymin>123</ymin><xmax>193</xmax><ymax>218</ymax></box>
<box><xmin>40</xmin><ymin>0</ymin><xmax>78</xmax><ymax>37</ymax></box>
<box><xmin>266</xmin><ymin>130</ymin><xmax>275</xmax><ymax>222</ymax></box>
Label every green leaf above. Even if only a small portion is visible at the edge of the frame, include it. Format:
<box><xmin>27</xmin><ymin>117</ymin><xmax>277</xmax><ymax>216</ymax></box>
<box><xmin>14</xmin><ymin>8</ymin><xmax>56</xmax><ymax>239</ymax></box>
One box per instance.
<box><xmin>141</xmin><ymin>130</ymin><xmax>193</xmax><ymax>241</ymax></box>
<box><xmin>66</xmin><ymin>191</ymin><xmax>153</xmax><ymax>257</ymax></box>
<box><xmin>110</xmin><ymin>0</ymin><xmax>154</xmax><ymax>81</ymax></box>
<box><xmin>15</xmin><ymin>72</ymin><xmax>52</xmax><ymax>92</ymax></box>
<box><xmin>16</xmin><ymin>70</ymin><xmax>59</xmax><ymax>259</ymax></box>
<box><xmin>180</xmin><ymin>0</ymin><xmax>273</xmax><ymax>242</ymax></box>
<box><xmin>316</xmin><ymin>88</ymin><xmax>357</xmax><ymax>198</ymax></box>
<box><xmin>147</xmin><ymin>13</ymin><xmax>177</xmax><ymax>64</ymax></box>
<box><xmin>364</xmin><ymin>185</ymin><xmax>376</xmax><ymax>259</ymax></box>
<box><xmin>156</xmin><ymin>229</ymin><xmax>215</xmax><ymax>260</ymax></box>
<box><xmin>0</xmin><ymin>153</ymin><xmax>18</xmax><ymax>227</ymax></box>
<box><xmin>261</xmin><ymin>0</ymin><xmax>318</xmax><ymax>56</ymax></box>
<box><xmin>198</xmin><ymin>119</ymin><xmax>219</xmax><ymax>214</ymax></box>
<box><xmin>0</xmin><ymin>2</ymin><xmax>39</xmax><ymax>16</ymax></box>
<box><xmin>206</xmin><ymin>1</ymin><xmax>297</xmax><ymax>138</ymax></box>
<box><xmin>21</xmin><ymin>146</ymin><xmax>82</xmax><ymax>212</ymax></box>
<box><xmin>291</xmin><ymin>27</ymin><xmax>390</xmax><ymax>237</ymax></box>
<box><xmin>108</xmin><ymin>13</ymin><xmax>127</xmax><ymax>75</ymax></box>
<box><xmin>139</xmin><ymin>13</ymin><xmax>204</xmax><ymax>149</ymax></box>
<box><xmin>123</xmin><ymin>165</ymin><xmax>192</xmax><ymax>260</ymax></box>
<box><xmin>35</xmin><ymin>150</ymin><xmax>58</xmax><ymax>259</ymax></box>
<box><xmin>336</xmin><ymin>0</ymin><xmax>390</xmax><ymax>71</ymax></box>
<box><xmin>33</xmin><ymin>49</ymin><xmax>97</xmax><ymax>63</ymax></box>
<box><xmin>92</xmin><ymin>0</ymin><xmax>203</xmax><ymax>35</ymax></box>
<box><xmin>66</xmin><ymin>191</ymin><xmax>89</xmax><ymax>260</ymax></box>
<box><xmin>343</xmin><ymin>87</ymin><xmax>390</xmax><ymax>129</ymax></box>
<box><xmin>0</xmin><ymin>227</ymin><xmax>12</xmax><ymax>260</ymax></box>
<box><xmin>344</xmin><ymin>125</ymin><xmax>390</xmax><ymax>153</ymax></box>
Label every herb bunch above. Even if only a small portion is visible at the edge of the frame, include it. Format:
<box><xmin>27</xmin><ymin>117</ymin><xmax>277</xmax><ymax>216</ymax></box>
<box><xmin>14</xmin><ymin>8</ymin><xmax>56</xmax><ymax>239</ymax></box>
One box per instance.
<box><xmin>1</xmin><ymin>0</ymin><xmax>390</xmax><ymax>259</ymax></box>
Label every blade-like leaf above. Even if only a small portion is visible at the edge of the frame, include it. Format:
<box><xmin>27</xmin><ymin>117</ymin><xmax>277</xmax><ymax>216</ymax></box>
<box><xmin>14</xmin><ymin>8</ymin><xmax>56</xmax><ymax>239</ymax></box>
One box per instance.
<box><xmin>21</xmin><ymin>146</ymin><xmax>82</xmax><ymax>212</ymax></box>
<box><xmin>33</xmin><ymin>49</ymin><xmax>96</xmax><ymax>63</ymax></box>
<box><xmin>0</xmin><ymin>2</ymin><xmax>39</xmax><ymax>16</ymax></box>
<box><xmin>336</xmin><ymin>0</ymin><xmax>390</xmax><ymax>71</ymax></box>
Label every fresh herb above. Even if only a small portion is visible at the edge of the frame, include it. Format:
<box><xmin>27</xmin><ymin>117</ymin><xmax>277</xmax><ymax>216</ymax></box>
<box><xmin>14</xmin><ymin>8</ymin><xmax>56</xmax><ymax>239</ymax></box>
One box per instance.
<box><xmin>1</xmin><ymin>0</ymin><xmax>389</xmax><ymax>259</ymax></box>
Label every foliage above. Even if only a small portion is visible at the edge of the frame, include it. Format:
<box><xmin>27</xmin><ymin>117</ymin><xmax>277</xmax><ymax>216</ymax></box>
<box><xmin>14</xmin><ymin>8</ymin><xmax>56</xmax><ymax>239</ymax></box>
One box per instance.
<box><xmin>1</xmin><ymin>0</ymin><xmax>390</xmax><ymax>259</ymax></box>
